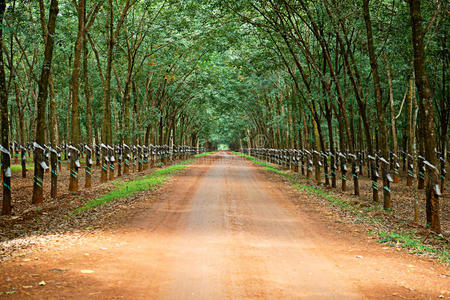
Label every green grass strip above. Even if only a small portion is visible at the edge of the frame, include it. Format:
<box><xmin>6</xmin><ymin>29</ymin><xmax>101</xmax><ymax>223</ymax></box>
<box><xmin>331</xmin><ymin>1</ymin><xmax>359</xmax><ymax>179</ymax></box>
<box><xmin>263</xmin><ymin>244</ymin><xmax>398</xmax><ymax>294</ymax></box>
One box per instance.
<box><xmin>233</xmin><ymin>152</ymin><xmax>286</xmax><ymax>175</ymax></box>
<box><xmin>375</xmin><ymin>231</ymin><xmax>449</xmax><ymax>264</ymax></box>
<box><xmin>195</xmin><ymin>151</ymin><xmax>215</xmax><ymax>158</ymax></box>
<box><xmin>10</xmin><ymin>164</ymin><xmax>34</xmax><ymax>172</ymax></box>
<box><xmin>234</xmin><ymin>151</ymin><xmax>449</xmax><ymax>265</ymax></box>
<box><xmin>73</xmin><ymin>154</ymin><xmax>211</xmax><ymax>214</ymax></box>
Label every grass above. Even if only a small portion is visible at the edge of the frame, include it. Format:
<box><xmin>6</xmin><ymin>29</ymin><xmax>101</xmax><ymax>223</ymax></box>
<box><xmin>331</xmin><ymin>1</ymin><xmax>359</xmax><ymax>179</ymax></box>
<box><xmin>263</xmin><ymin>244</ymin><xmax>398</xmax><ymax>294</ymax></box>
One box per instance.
<box><xmin>73</xmin><ymin>153</ymin><xmax>212</xmax><ymax>213</ymax></box>
<box><xmin>10</xmin><ymin>164</ymin><xmax>34</xmax><ymax>172</ymax></box>
<box><xmin>195</xmin><ymin>151</ymin><xmax>215</xmax><ymax>157</ymax></box>
<box><xmin>233</xmin><ymin>152</ymin><xmax>287</xmax><ymax>175</ymax></box>
<box><xmin>234</xmin><ymin>151</ymin><xmax>449</xmax><ymax>265</ymax></box>
<box><xmin>375</xmin><ymin>231</ymin><xmax>449</xmax><ymax>264</ymax></box>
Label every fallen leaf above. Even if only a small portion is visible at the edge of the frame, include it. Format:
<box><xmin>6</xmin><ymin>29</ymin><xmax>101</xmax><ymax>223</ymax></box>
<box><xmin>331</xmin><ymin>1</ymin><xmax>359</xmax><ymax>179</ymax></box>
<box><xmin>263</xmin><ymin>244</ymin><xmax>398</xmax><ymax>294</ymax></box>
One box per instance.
<box><xmin>80</xmin><ymin>270</ymin><xmax>94</xmax><ymax>274</ymax></box>
<box><xmin>23</xmin><ymin>286</ymin><xmax>33</xmax><ymax>289</ymax></box>
<box><xmin>38</xmin><ymin>281</ymin><xmax>46</xmax><ymax>286</ymax></box>
<box><xmin>5</xmin><ymin>291</ymin><xmax>16</xmax><ymax>295</ymax></box>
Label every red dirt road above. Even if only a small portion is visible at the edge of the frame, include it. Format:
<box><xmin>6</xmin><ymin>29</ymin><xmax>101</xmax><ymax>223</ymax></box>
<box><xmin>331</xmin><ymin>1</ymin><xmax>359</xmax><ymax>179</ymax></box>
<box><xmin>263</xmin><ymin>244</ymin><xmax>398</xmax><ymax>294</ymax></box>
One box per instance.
<box><xmin>1</xmin><ymin>152</ymin><xmax>449</xmax><ymax>299</ymax></box>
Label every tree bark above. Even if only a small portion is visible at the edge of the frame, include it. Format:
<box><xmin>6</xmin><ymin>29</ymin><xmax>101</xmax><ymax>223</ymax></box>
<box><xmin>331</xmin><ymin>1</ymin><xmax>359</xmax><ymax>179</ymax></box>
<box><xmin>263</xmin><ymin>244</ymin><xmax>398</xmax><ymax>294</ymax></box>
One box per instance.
<box><xmin>38</xmin><ymin>0</ymin><xmax>59</xmax><ymax>198</ymax></box>
<box><xmin>102</xmin><ymin>0</ymin><xmax>114</xmax><ymax>147</ymax></box>
<box><xmin>363</xmin><ymin>0</ymin><xmax>390</xmax><ymax>210</ymax></box>
<box><xmin>14</xmin><ymin>82</ymin><xmax>26</xmax><ymax>178</ymax></box>
<box><xmin>406</xmin><ymin>75</ymin><xmax>415</xmax><ymax>186</ymax></box>
<box><xmin>384</xmin><ymin>53</ymin><xmax>399</xmax><ymax>183</ymax></box>
<box><xmin>49</xmin><ymin>72</ymin><xmax>58</xmax><ymax>198</ymax></box>
<box><xmin>69</xmin><ymin>0</ymin><xmax>86</xmax><ymax>192</ymax></box>
<box><xmin>83</xmin><ymin>36</ymin><xmax>93</xmax><ymax>149</ymax></box>
<box><xmin>408</xmin><ymin>0</ymin><xmax>440</xmax><ymax>233</ymax></box>
<box><xmin>31</xmin><ymin>0</ymin><xmax>58</xmax><ymax>205</ymax></box>
<box><xmin>0</xmin><ymin>0</ymin><xmax>11</xmax><ymax>214</ymax></box>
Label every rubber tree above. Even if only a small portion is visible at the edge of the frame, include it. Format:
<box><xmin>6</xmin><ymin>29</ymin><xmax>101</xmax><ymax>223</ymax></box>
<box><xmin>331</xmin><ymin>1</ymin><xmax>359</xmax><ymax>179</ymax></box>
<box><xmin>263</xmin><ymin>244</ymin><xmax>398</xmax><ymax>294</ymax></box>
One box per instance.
<box><xmin>37</xmin><ymin>0</ymin><xmax>60</xmax><ymax>199</ymax></box>
<box><xmin>31</xmin><ymin>0</ymin><xmax>59</xmax><ymax>205</ymax></box>
<box><xmin>0</xmin><ymin>0</ymin><xmax>11</xmax><ymax>214</ymax></box>
<box><xmin>408</xmin><ymin>0</ymin><xmax>440</xmax><ymax>233</ymax></box>
<box><xmin>362</xmin><ymin>0</ymin><xmax>390</xmax><ymax>210</ymax></box>
<box><xmin>69</xmin><ymin>0</ymin><xmax>103</xmax><ymax>191</ymax></box>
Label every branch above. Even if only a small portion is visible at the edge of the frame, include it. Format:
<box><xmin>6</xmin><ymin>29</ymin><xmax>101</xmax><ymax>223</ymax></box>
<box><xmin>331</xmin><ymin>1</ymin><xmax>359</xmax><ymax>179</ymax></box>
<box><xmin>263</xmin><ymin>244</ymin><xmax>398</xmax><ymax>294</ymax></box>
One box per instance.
<box><xmin>38</xmin><ymin>0</ymin><xmax>48</xmax><ymax>41</ymax></box>
<box><xmin>113</xmin><ymin>0</ymin><xmax>139</xmax><ymax>42</ymax></box>
<box><xmin>6</xmin><ymin>22</ymin><xmax>39</xmax><ymax>83</ymax></box>
<box><xmin>395</xmin><ymin>82</ymin><xmax>410</xmax><ymax>120</ymax></box>
<box><xmin>85</xmin><ymin>0</ymin><xmax>105</xmax><ymax>32</ymax></box>
<box><xmin>424</xmin><ymin>0</ymin><xmax>442</xmax><ymax>35</ymax></box>
<box><xmin>87</xmin><ymin>33</ymin><xmax>105</xmax><ymax>88</ymax></box>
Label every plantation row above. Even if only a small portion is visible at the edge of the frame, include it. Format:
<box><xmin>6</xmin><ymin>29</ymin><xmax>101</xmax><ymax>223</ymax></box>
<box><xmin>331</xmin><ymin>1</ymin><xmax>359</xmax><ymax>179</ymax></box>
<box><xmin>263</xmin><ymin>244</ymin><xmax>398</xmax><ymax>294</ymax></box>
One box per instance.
<box><xmin>0</xmin><ymin>142</ymin><xmax>206</xmax><ymax>214</ymax></box>
<box><xmin>239</xmin><ymin>147</ymin><xmax>447</xmax><ymax>234</ymax></box>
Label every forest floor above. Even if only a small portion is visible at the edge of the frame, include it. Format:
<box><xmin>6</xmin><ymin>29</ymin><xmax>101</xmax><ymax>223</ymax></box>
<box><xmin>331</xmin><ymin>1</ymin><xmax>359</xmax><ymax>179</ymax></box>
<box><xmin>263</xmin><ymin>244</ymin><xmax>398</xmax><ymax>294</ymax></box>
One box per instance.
<box><xmin>0</xmin><ymin>151</ymin><xmax>448</xmax><ymax>299</ymax></box>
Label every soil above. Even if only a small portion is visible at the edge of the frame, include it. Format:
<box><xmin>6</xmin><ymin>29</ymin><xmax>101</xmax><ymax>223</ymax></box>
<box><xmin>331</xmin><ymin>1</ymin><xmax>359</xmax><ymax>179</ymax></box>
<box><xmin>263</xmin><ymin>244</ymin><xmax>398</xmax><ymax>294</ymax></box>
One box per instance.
<box><xmin>0</xmin><ymin>152</ymin><xmax>448</xmax><ymax>299</ymax></box>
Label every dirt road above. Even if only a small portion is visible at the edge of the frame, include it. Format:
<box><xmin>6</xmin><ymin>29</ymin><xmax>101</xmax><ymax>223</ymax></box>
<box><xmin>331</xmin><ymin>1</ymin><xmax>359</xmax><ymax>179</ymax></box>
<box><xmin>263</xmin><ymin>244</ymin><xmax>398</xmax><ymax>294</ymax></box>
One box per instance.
<box><xmin>1</xmin><ymin>152</ymin><xmax>449</xmax><ymax>299</ymax></box>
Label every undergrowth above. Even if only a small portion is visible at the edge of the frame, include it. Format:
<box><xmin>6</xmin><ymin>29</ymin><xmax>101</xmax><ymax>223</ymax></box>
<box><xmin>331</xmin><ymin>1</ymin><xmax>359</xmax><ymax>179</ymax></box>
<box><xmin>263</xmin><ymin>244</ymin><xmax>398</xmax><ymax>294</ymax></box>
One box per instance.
<box><xmin>233</xmin><ymin>152</ymin><xmax>449</xmax><ymax>265</ymax></box>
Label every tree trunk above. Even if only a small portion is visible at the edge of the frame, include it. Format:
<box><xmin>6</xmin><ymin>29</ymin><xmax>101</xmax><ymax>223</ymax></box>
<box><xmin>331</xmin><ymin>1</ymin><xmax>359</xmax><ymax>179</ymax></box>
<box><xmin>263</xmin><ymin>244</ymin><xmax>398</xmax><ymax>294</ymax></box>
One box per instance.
<box><xmin>363</xmin><ymin>0</ymin><xmax>390</xmax><ymax>210</ymax></box>
<box><xmin>49</xmin><ymin>72</ymin><xmax>58</xmax><ymax>198</ymax></box>
<box><xmin>0</xmin><ymin>0</ymin><xmax>11</xmax><ymax>214</ymax></box>
<box><xmin>83</xmin><ymin>35</ymin><xmax>93</xmax><ymax>148</ymax></box>
<box><xmin>39</xmin><ymin>0</ymin><xmax>59</xmax><ymax>198</ymax></box>
<box><xmin>121</xmin><ymin>48</ymin><xmax>133</xmax><ymax>173</ymax></box>
<box><xmin>385</xmin><ymin>53</ymin><xmax>399</xmax><ymax>183</ymax></box>
<box><xmin>14</xmin><ymin>82</ymin><xmax>26</xmax><ymax>178</ymax></box>
<box><xmin>102</xmin><ymin>0</ymin><xmax>114</xmax><ymax>147</ymax></box>
<box><xmin>409</xmin><ymin>0</ymin><xmax>440</xmax><ymax>233</ymax></box>
<box><xmin>82</xmin><ymin>30</ymin><xmax>93</xmax><ymax>186</ymax></box>
<box><xmin>31</xmin><ymin>0</ymin><xmax>59</xmax><ymax>205</ymax></box>
<box><xmin>69</xmin><ymin>0</ymin><xmax>85</xmax><ymax>192</ymax></box>
<box><xmin>406</xmin><ymin>75</ymin><xmax>415</xmax><ymax>186</ymax></box>
<box><xmin>326</xmin><ymin>103</ymin><xmax>336</xmax><ymax>188</ymax></box>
